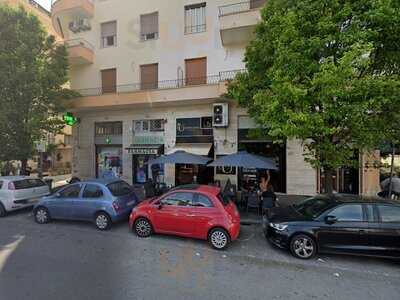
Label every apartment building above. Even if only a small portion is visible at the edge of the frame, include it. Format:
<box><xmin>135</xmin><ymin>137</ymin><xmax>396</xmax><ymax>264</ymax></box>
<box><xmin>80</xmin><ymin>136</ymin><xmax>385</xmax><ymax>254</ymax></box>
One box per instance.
<box><xmin>51</xmin><ymin>0</ymin><xmax>380</xmax><ymax>195</ymax></box>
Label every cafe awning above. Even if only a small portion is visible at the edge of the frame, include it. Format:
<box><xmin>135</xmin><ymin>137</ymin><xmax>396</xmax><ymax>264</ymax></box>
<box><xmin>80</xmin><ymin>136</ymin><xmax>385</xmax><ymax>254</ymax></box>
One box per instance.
<box><xmin>126</xmin><ymin>144</ymin><xmax>163</xmax><ymax>155</ymax></box>
<box><xmin>166</xmin><ymin>143</ymin><xmax>212</xmax><ymax>156</ymax></box>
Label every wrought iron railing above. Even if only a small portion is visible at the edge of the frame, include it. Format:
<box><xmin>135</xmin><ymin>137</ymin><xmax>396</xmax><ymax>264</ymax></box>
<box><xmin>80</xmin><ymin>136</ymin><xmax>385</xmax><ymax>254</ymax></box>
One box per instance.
<box><xmin>219</xmin><ymin>0</ymin><xmax>266</xmax><ymax>17</ymax></box>
<box><xmin>64</xmin><ymin>38</ymin><xmax>94</xmax><ymax>51</ymax></box>
<box><xmin>75</xmin><ymin>69</ymin><xmax>246</xmax><ymax>97</ymax></box>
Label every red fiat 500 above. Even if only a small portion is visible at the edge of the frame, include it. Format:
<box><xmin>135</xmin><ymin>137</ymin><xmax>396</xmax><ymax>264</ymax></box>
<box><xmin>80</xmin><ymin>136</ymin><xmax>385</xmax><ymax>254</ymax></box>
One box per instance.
<box><xmin>129</xmin><ymin>184</ymin><xmax>240</xmax><ymax>250</ymax></box>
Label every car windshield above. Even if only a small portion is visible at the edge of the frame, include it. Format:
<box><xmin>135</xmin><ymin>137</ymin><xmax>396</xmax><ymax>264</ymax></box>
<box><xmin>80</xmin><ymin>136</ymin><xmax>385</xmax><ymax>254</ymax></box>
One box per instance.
<box><xmin>293</xmin><ymin>197</ymin><xmax>334</xmax><ymax>218</ymax></box>
<box><xmin>107</xmin><ymin>181</ymin><xmax>132</xmax><ymax>197</ymax></box>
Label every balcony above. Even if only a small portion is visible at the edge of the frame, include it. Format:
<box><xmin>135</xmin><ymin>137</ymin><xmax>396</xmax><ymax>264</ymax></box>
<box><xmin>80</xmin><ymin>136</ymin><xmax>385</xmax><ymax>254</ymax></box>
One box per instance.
<box><xmin>64</xmin><ymin>38</ymin><xmax>94</xmax><ymax>65</ymax></box>
<box><xmin>67</xmin><ymin>70</ymin><xmax>245</xmax><ymax>111</ymax></box>
<box><xmin>218</xmin><ymin>0</ymin><xmax>265</xmax><ymax>45</ymax></box>
<box><xmin>51</xmin><ymin>0</ymin><xmax>94</xmax><ymax>37</ymax></box>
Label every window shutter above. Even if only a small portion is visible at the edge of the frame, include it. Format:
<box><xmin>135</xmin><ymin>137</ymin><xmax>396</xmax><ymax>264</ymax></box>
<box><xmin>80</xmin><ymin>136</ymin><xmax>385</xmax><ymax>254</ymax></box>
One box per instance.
<box><xmin>101</xmin><ymin>69</ymin><xmax>116</xmax><ymax>94</ymax></box>
<box><xmin>140</xmin><ymin>64</ymin><xmax>158</xmax><ymax>90</ymax></box>
<box><xmin>101</xmin><ymin>21</ymin><xmax>117</xmax><ymax>37</ymax></box>
<box><xmin>185</xmin><ymin>57</ymin><xmax>207</xmax><ymax>85</ymax></box>
<box><xmin>141</xmin><ymin>12</ymin><xmax>159</xmax><ymax>37</ymax></box>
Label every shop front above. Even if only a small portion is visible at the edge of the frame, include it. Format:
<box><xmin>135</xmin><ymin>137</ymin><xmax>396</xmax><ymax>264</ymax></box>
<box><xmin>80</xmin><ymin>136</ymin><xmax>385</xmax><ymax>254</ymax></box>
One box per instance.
<box><xmin>129</xmin><ymin>119</ymin><xmax>165</xmax><ymax>185</ymax></box>
<box><xmin>95</xmin><ymin>122</ymin><xmax>123</xmax><ymax>179</ymax></box>
<box><xmin>173</xmin><ymin>117</ymin><xmax>214</xmax><ymax>185</ymax></box>
<box><xmin>237</xmin><ymin>116</ymin><xmax>287</xmax><ymax>193</ymax></box>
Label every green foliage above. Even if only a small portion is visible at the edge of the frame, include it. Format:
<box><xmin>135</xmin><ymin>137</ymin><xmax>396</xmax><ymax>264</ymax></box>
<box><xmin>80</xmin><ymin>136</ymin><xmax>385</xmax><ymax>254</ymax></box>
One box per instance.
<box><xmin>0</xmin><ymin>5</ymin><xmax>77</xmax><ymax>163</ymax></box>
<box><xmin>228</xmin><ymin>0</ymin><xmax>400</xmax><ymax>177</ymax></box>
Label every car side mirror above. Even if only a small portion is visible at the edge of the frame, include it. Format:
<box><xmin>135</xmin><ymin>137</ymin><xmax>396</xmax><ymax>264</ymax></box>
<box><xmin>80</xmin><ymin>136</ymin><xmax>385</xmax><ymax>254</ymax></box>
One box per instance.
<box><xmin>325</xmin><ymin>215</ymin><xmax>337</xmax><ymax>224</ymax></box>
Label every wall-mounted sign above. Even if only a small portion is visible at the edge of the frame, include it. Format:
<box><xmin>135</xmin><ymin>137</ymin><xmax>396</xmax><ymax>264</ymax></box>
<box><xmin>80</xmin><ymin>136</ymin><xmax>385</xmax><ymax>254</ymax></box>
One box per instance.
<box><xmin>127</xmin><ymin>147</ymin><xmax>160</xmax><ymax>155</ymax></box>
<box><xmin>132</xmin><ymin>135</ymin><xmax>164</xmax><ymax>145</ymax></box>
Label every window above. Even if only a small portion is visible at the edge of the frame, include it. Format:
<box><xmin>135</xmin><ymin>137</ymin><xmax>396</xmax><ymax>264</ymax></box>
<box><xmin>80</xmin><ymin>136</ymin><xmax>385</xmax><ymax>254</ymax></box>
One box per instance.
<box><xmin>176</xmin><ymin>117</ymin><xmax>213</xmax><ymax>143</ymax></box>
<box><xmin>101</xmin><ymin>21</ymin><xmax>117</xmax><ymax>47</ymax></box>
<box><xmin>107</xmin><ymin>181</ymin><xmax>132</xmax><ymax>197</ymax></box>
<box><xmin>185</xmin><ymin>57</ymin><xmax>207</xmax><ymax>85</ymax></box>
<box><xmin>162</xmin><ymin>192</ymin><xmax>193</xmax><ymax>206</ymax></box>
<box><xmin>101</xmin><ymin>68</ymin><xmax>117</xmax><ymax>94</ymax></box>
<box><xmin>329</xmin><ymin>204</ymin><xmax>363</xmax><ymax>222</ymax></box>
<box><xmin>133</xmin><ymin>119</ymin><xmax>164</xmax><ymax>133</ymax></box>
<box><xmin>140</xmin><ymin>12</ymin><xmax>159</xmax><ymax>41</ymax></box>
<box><xmin>378</xmin><ymin>205</ymin><xmax>400</xmax><ymax>223</ymax></box>
<box><xmin>293</xmin><ymin>197</ymin><xmax>334</xmax><ymax>218</ymax></box>
<box><xmin>140</xmin><ymin>63</ymin><xmax>158</xmax><ymax>90</ymax></box>
<box><xmin>193</xmin><ymin>194</ymin><xmax>213</xmax><ymax>207</ymax></box>
<box><xmin>59</xmin><ymin>184</ymin><xmax>81</xmax><ymax>198</ymax></box>
<box><xmin>95</xmin><ymin>122</ymin><xmax>123</xmax><ymax>136</ymax></box>
<box><xmin>83</xmin><ymin>184</ymin><xmax>103</xmax><ymax>198</ymax></box>
<box><xmin>12</xmin><ymin>179</ymin><xmax>45</xmax><ymax>189</ymax></box>
<box><xmin>185</xmin><ymin>3</ymin><xmax>206</xmax><ymax>34</ymax></box>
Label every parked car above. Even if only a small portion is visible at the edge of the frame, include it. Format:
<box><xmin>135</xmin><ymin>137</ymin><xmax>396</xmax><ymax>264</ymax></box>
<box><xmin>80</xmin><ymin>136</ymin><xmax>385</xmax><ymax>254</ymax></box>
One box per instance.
<box><xmin>33</xmin><ymin>179</ymin><xmax>139</xmax><ymax>230</ymax></box>
<box><xmin>129</xmin><ymin>184</ymin><xmax>241</xmax><ymax>250</ymax></box>
<box><xmin>263</xmin><ymin>194</ymin><xmax>400</xmax><ymax>259</ymax></box>
<box><xmin>0</xmin><ymin>176</ymin><xmax>50</xmax><ymax>217</ymax></box>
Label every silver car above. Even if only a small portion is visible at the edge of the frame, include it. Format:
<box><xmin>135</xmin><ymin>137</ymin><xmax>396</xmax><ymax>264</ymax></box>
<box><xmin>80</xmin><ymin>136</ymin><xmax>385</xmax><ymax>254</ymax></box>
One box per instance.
<box><xmin>0</xmin><ymin>176</ymin><xmax>50</xmax><ymax>217</ymax></box>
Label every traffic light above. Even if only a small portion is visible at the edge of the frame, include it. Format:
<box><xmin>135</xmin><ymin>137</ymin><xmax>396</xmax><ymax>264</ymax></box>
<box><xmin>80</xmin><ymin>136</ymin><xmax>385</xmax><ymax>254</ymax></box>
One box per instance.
<box><xmin>63</xmin><ymin>112</ymin><xmax>78</xmax><ymax>126</ymax></box>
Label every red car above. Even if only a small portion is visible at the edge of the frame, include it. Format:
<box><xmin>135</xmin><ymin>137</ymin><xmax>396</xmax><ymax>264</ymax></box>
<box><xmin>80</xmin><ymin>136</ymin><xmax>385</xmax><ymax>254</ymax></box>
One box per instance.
<box><xmin>129</xmin><ymin>185</ymin><xmax>240</xmax><ymax>250</ymax></box>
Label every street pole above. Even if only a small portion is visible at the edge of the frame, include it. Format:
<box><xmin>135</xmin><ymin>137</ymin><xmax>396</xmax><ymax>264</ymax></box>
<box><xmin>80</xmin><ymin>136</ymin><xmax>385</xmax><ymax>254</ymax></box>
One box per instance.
<box><xmin>388</xmin><ymin>143</ymin><xmax>395</xmax><ymax>199</ymax></box>
<box><xmin>38</xmin><ymin>151</ymin><xmax>43</xmax><ymax>179</ymax></box>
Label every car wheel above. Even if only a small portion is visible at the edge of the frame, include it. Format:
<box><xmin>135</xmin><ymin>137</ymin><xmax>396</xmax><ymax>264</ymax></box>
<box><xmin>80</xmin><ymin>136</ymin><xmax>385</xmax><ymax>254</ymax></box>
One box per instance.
<box><xmin>34</xmin><ymin>207</ymin><xmax>50</xmax><ymax>224</ymax></box>
<box><xmin>208</xmin><ymin>228</ymin><xmax>230</xmax><ymax>250</ymax></box>
<box><xmin>134</xmin><ymin>218</ymin><xmax>153</xmax><ymax>238</ymax></box>
<box><xmin>95</xmin><ymin>212</ymin><xmax>111</xmax><ymax>231</ymax></box>
<box><xmin>290</xmin><ymin>234</ymin><xmax>317</xmax><ymax>259</ymax></box>
<box><xmin>0</xmin><ymin>203</ymin><xmax>6</xmax><ymax>218</ymax></box>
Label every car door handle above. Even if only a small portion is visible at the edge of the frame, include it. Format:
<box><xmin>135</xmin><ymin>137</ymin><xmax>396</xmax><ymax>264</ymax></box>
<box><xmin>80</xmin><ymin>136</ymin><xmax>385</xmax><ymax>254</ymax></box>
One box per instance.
<box><xmin>187</xmin><ymin>214</ymin><xmax>196</xmax><ymax>217</ymax></box>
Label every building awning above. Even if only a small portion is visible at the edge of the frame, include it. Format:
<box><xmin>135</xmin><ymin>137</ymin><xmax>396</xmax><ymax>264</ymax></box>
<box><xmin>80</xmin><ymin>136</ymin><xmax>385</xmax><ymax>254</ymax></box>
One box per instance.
<box><xmin>167</xmin><ymin>143</ymin><xmax>212</xmax><ymax>156</ymax></box>
<box><xmin>126</xmin><ymin>144</ymin><xmax>163</xmax><ymax>155</ymax></box>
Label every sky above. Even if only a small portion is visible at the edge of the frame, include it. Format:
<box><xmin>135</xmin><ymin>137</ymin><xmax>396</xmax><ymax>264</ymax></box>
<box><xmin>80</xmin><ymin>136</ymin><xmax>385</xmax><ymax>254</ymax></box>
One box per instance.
<box><xmin>35</xmin><ymin>0</ymin><xmax>51</xmax><ymax>11</ymax></box>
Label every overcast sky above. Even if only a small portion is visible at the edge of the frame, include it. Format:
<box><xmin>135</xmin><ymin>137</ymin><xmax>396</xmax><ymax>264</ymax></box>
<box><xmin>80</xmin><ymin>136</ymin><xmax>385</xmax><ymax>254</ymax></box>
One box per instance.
<box><xmin>36</xmin><ymin>0</ymin><xmax>51</xmax><ymax>10</ymax></box>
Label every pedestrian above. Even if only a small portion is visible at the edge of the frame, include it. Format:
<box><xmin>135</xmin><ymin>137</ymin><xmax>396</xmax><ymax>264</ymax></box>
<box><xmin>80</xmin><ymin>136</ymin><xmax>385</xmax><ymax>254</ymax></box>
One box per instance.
<box><xmin>379</xmin><ymin>176</ymin><xmax>400</xmax><ymax>199</ymax></box>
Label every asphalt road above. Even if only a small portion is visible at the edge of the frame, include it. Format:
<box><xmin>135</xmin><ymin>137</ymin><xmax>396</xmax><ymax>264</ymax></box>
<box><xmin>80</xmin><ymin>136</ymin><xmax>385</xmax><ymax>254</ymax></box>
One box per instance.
<box><xmin>0</xmin><ymin>208</ymin><xmax>399</xmax><ymax>300</ymax></box>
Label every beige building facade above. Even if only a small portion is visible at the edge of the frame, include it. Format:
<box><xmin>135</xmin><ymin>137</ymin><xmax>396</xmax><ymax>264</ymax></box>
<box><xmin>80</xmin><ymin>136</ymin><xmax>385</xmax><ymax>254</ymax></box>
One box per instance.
<box><xmin>51</xmin><ymin>0</ymin><xmax>380</xmax><ymax>195</ymax></box>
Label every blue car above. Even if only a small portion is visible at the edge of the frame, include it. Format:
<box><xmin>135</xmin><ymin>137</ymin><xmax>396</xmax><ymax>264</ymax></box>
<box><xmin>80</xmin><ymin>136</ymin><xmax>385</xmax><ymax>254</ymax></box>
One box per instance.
<box><xmin>33</xmin><ymin>179</ymin><xmax>138</xmax><ymax>230</ymax></box>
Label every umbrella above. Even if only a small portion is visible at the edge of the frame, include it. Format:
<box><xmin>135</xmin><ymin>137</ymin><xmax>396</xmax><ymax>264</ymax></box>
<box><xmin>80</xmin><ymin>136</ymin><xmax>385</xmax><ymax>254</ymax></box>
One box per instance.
<box><xmin>208</xmin><ymin>151</ymin><xmax>278</xmax><ymax>170</ymax></box>
<box><xmin>147</xmin><ymin>150</ymin><xmax>211</xmax><ymax>166</ymax></box>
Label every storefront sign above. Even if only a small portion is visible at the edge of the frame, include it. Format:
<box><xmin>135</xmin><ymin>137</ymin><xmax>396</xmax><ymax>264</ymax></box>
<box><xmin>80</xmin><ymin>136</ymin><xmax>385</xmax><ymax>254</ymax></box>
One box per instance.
<box><xmin>128</xmin><ymin>147</ymin><xmax>159</xmax><ymax>155</ymax></box>
<box><xmin>132</xmin><ymin>135</ymin><xmax>164</xmax><ymax>145</ymax></box>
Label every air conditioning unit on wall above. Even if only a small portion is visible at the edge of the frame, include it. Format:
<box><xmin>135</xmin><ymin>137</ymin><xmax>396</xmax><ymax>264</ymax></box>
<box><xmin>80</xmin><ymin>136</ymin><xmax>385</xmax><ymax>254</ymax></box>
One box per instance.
<box><xmin>213</xmin><ymin>103</ymin><xmax>229</xmax><ymax>127</ymax></box>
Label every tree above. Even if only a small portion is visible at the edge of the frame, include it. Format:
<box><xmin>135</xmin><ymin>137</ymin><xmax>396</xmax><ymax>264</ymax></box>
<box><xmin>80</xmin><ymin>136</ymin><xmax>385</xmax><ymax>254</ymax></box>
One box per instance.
<box><xmin>0</xmin><ymin>5</ymin><xmax>76</xmax><ymax>174</ymax></box>
<box><xmin>228</xmin><ymin>0</ymin><xmax>400</xmax><ymax>193</ymax></box>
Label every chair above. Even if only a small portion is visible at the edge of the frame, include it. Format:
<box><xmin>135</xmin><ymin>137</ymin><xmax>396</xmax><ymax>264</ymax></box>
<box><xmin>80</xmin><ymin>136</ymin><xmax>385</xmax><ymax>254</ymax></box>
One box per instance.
<box><xmin>247</xmin><ymin>193</ymin><xmax>260</xmax><ymax>215</ymax></box>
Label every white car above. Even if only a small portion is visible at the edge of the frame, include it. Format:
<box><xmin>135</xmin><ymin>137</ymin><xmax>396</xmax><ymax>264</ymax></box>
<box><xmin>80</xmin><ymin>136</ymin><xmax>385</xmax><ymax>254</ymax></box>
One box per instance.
<box><xmin>0</xmin><ymin>176</ymin><xmax>50</xmax><ymax>217</ymax></box>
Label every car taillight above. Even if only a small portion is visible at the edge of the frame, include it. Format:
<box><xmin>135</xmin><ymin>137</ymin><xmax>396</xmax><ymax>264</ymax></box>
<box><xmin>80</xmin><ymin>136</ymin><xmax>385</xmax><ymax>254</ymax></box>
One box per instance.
<box><xmin>112</xmin><ymin>202</ymin><xmax>121</xmax><ymax>212</ymax></box>
<box><xmin>8</xmin><ymin>182</ymin><xmax>15</xmax><ymax>190</ymax></box>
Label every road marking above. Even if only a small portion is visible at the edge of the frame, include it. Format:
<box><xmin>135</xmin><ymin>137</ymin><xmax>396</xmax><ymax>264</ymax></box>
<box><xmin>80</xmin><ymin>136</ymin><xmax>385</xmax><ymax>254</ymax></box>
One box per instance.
<box><xmin>0</xmin><ymin>235</ymin><xmax>25</xmax><ymax>272</ymax></box>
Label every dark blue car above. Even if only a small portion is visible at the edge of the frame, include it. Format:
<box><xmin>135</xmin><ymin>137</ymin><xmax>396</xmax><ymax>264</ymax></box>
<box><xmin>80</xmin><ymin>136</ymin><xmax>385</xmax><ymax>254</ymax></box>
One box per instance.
<box><xmin>33</xmin><ymin>179</ymin><xmax>138</xmax><ymax>230</ymax></box>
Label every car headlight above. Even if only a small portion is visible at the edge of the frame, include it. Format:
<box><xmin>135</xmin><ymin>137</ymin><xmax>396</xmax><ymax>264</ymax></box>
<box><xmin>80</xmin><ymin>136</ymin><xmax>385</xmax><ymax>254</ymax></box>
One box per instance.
<box><xmin>270</xmin><ymin>223</ymin><xmax>288</xmax><ymax>231</ymax></box>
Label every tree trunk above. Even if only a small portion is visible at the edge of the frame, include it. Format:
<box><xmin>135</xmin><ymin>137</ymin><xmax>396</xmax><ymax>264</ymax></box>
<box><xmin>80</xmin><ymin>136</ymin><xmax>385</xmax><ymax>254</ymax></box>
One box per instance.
<box><xmin>21</xmin><ymin>159</ymin><xmax>28</xmax><ymax>176</ymax></box>
<box><xmin>324</xmin><ymin>169</ymin><xmax>335</xmax><ymax>195</ymax></box>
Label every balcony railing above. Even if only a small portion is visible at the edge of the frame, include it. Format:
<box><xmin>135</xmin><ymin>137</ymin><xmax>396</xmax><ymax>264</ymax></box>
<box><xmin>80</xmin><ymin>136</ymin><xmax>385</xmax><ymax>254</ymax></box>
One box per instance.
<box><xmin>219</xmin><ymin>0</ymin><xmax>266</xmax><ymax>17</ymax></box>
<box><xmin>75</xmin><ymin>70</ymin><xmax>245</xmax><ymax>97</ymax></box>
<box><xmin>64</xmin><ymin>38</ymin><xmax>94</xmax><ymax>51</ymax></box>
